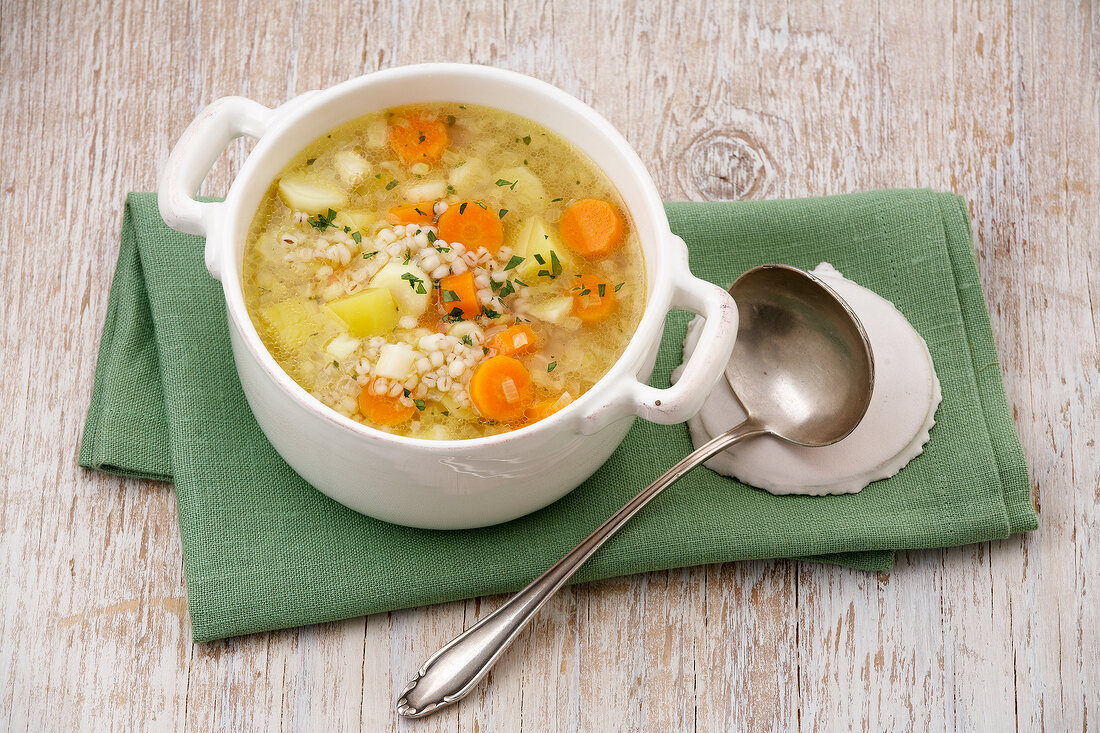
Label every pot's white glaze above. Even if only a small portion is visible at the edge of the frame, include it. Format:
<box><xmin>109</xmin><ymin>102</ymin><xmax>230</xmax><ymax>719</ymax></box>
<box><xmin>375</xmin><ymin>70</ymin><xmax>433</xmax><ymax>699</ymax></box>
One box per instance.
<box><xmin>159</xmin><ymin>64</ymin><xmax>737</xmax><ymax>529</ymax></box>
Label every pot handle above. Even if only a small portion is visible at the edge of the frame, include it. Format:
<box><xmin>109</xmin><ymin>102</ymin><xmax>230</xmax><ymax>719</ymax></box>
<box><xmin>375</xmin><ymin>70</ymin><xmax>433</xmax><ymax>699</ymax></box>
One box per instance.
<box><xmin>578</xmin><ymin>235</ymin><xmax>738</xmax><ymax>435</ymax></box>
<box><xmin>157</xmin><ymin>96</ymin><xmax>275</xmax><ymax>276</ymax></box>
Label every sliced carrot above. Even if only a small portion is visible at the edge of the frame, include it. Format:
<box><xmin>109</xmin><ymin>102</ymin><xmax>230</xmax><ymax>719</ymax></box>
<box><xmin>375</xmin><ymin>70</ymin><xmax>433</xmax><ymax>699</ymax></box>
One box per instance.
<box><xmin>439</xmin><ymin>271</ymin><xmax>480</xmax><ymax>319</ymax></box>
<box><xmin>486</xmin><ymin>324</ymin><xmax>538</xmax><ymax>357</ymax></box>
<box><xmin>526</xmin><ymin>392</ymin><xmax>574</xmax><ymax>423</ymax></box>
<box><xmin>570</xmin><ymin>275</ymin><xmax>617</xmax><ymax>322</ymax></box>
<box><xmin>388</xmin><ymin>201</ymin><xmax>437</xmax><ymax>225</ymax></box>
<box><xmin>437</xmin><ymin>200</ymin><xmax>504</xmax><ymax>254</ymax></box>
<box><xmin>469</xmin><ymin>356</ymin><xmax>534</xmax><ymax>422</ymax></box>
<box><xmin>358</xmin><ymin>386</ymin><xmax>417</xmax><ymax>426</ymax></box>
<box><xmin>559</xmin><ymin>199</ymin><xmax>626</xmax><ymax>259</ymax></box>
<box><xmin>388</xmin><ymin>112</ymin><xmax>449</xmax><ymax>166</ymax></box>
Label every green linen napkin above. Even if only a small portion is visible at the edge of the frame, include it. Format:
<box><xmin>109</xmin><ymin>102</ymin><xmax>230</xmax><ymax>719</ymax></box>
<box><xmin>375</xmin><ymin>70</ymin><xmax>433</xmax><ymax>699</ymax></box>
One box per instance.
<box><xmin>79</xmin><ymin>190</ymin><xmax>1036</xmax><ymax>642</ymax></box>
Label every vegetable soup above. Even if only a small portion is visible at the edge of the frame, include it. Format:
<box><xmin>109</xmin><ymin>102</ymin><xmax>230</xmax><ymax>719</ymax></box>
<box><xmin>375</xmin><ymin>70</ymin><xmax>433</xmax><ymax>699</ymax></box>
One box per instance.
<box><xmin>243</xmin><ymin>103</ymin><xmax>645</xmax><ymax>440</ymax></box>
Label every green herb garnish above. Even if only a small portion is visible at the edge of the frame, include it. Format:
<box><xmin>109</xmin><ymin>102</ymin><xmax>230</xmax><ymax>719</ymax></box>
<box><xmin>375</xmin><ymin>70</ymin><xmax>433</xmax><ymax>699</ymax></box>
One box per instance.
<box><xmin>459</xmin><ymin>202</ymin><xmax>468</xmax><ymax>214</ymax></box>
<box><xmin>505</xmin><ymin>255</ymin><xmax>524</xmax><ymax>270</ymax></box>
<box><xmin>385</xmin><ymin>179</ymin><xmax>399</xmax><ymax>190</ymax></box>
<box><xmin>363</xmin><ymin>250</ymin><xmax>377</xmax><ymax>259</ymax></box>
<box><xmin>547</xmin><ymin>361</ymin><xmax>557</xmax><ymax>372</ymax></box>
<box><xmin>426</xmin><ymin>231</ymin><xmax>437</xmax><ymax>243</ymax></box>
<box><xmin>413</xmin><ymin>399</ymin><xmax>426</xmax><ymax>411</ymax></box>
<box><xmin>442</xmin><ymin>289</ymin><xmax>460</xmax><ymax>303</ymax></box>
<box><xmin>522</xmin><ymin>135</ymin><xmax>531</xmax><ymax>145</ymax></box>
<box><xmin>615</xmin><ymin>282</ymin><xmax>625</xmax><ymax>291</ymax></box>
<box><xmin>498</xmin><ymin>208</ymin><xmax>508</xmax><ymax>219</ymax></box>
<box><xmin>401</xmin><ymin>272</ymin><xmax>427</xmax><ymax>294</ymax></box>
<box><xmin>351</xmin><ymin>231</ymin><xmax>362</xmax><ymax>244</ymax></box>
<box><xmin>307</xmin><ymin>208</ymin><xmax>338</xmax><ymax>232</ymax></box>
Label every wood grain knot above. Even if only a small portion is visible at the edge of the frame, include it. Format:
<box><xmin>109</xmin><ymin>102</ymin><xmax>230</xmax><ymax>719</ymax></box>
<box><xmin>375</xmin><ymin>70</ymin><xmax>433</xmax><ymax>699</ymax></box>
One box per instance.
<box><xmin>681</xmin><ymin>130</ymin><xmax>771</xmax><ymax>200</ymax></box>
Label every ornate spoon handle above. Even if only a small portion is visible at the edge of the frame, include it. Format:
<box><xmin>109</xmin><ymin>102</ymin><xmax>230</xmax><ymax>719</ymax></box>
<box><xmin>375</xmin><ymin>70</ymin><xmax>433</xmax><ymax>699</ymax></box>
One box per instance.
<box><xmin>396</xmin><ymin>419</ymin><xmax>764</xmax><ymax>718</ymax></box>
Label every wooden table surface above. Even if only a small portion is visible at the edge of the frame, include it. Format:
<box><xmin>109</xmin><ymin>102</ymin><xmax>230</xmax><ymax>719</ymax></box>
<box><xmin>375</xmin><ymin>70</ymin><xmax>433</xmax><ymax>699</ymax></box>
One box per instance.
<box><xmin>3</xmin><ymin>1</ymin><xmax>1097</xmax><ymax>730</ymax></box>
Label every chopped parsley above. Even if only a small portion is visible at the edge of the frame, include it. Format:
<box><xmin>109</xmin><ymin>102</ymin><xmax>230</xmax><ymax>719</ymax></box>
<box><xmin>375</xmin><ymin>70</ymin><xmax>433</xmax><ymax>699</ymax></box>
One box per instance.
<box><xmin>362</xmin><ymin>250</ymin><xmax>378</xmax><ymax>259</ymax></box>
<box><xmin>498</xmin><ymin>280</ymin><xmax>516</xmax><ymax>298</ymax></box>
<box><xmin>459</xmin><ymin>202</ymin><xmax>468</xmax><ymax>214</ymax></box>
<box><xmin>547</xmin><ymin>361</ymin><xmax>557</xmax><ymax>372</ymax></box>
<box><xmin>426</xmin><ymin>230</ymin><xmax>437</xmax><ymax>243</ymax></box>
<box><xmin>442</xmin><ymin>289</ymin><xmax>460</xmax><ymax>303</ymax></box>
<box><xmin>402</xmin><ymin>388</ymin><xmax>411</xmax><ymax>397</ymax></box>
<box><xmin>461</xmin><ymin>334</ymin><xmax>473</xmax><ymax>346</ymax></box>
<box><xmin>413</xmin><ymin>399</ymin><xmax>426</xmax><ymax>411</ymax></box>
<box><xmin>481</xmin><ymin>305</ymin><xmax>501</xmax><ymax>319</ymax></box>
<box><xmin>522</xmin><ymin>135</ymin><xmax>531</xmax><ymax>145</ymax></box>
<box><xmin>598</xmin><ymin>283</ymin><xmax>606</xmax><ymax>297</ymax></box>
<box><xmin>498</xmin><ymin>208</ymin><xmax>508</xmax><ymax>219</ymax></box>
<box><xmin>615</xmin><ymin>282</ymin><xmax>625</xmax><ymax>291</ymax></box>
<box><xmin>533</xmin><ymin>253</ymin><xmax>546</xmax><ymax>265</ymax></box>
<box><xmin>307</xmin><ymin>208</ymin><xmax>338</xmax><ymax>232</ymax></box>
<box><xmin>331</xmin><ymin>360</ymin><xmax>339</xmax><ymax>368</ymax></box>
<box><xmin>505</xmin><ymin>255</ymin><xmax>525</xmax><ymax>270</ymax></box>
<box><xmin>435</xmin><ymin>246</ymin><xmax>450</xmax><ymax>253</ymax></box>
<box><xmin>401</xmin><ymin>272</ymin><xmax>427</xmax><ymax>294</ymax></box>
<box><xmin>351</xmin><ymin>231</ymin><xmax>362</xmax><ymax>244</ymax></box>
<box><xmin>447</xmin><ymin>184</ymin><xmax>456</xmax><ymax>194</ymax></box>
<box><xmin>442</xmin><ymin>307</ymin><xmax>464</xmax><ymax>323</ymax></box>
<box><xmin>446</xmin><ymin>115</ymin><xmax>456</xmax><ymax>126</ymax></box>
<box><xmin>495</xmin><ymin>179</ymin><xmax>518</xmax><ymax>190</ymax></box>
<box><xmin>385</xmin><ymin>179</ymin><xmax>399</xmax><ymax>190</ymax></box>
<box><xmin>551</xmin><ymin>197</ymin><xmax>563</xmax><ymax>202</ymax></box>
<box><xmin>305</xmin><ymin>157</ymin><xmax>316</xmax><ymax>165</ymax></box>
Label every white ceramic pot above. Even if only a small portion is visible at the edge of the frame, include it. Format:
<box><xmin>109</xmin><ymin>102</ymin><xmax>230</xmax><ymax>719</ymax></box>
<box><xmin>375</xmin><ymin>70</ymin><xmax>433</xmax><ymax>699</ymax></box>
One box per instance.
<box><xmin>158</xmin><ymin>64</ymin><xmax>737</xmax><ymax>529</ymax></box>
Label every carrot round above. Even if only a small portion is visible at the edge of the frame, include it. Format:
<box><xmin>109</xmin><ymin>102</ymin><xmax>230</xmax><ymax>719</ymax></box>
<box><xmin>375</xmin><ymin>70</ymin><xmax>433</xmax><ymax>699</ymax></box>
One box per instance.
<box><xmin>559</xmin><ymin>199</ymin><xmax>626</xmax><ymax>259</ymax></box>
<box><xmin>358</xmin><ymin>386</ymin><xmax>417</xmax><ymax>426</ymax></box>
<box><xmin>437</xmin><ymin>201</ymin><xmax>504</xmax><ymax>254</ymax></box>
<box><xmin>388</xmin><ymin>112</ymin><xmax>449</xmax><ymax>166</ymax></box>
<box><xmin>526</xmin><ymin>392</ymin><xmax>573</xmax><ymax>423</ymax></box>
<box><xmin>570</xmin><ymin>275</ymin><xmax>617</xmax><ymax>322</ymax></box>
<box><xmin>469</xmin><ymin>356</ymin><xmax>534</xmax><ymax>422</ymax></box>
<box><xmin>439</xmin><ymin>271</ymin><xmax>480</xmax><ymax>319</ymax></box>
<box><xmin>486</xmin><ymin>323</ymin><xmax>538</xmax><ymax>357</ymax></box>
<box><xmin>388</xmin><ymin>201</ymin><xmax>437</xmax><ymax>225</ymax></box>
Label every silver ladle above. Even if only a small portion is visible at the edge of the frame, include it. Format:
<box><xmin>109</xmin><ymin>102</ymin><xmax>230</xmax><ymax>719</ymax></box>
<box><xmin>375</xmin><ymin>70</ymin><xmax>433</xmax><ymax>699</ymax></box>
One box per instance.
<box><xmin>397</xmin><ymin>264</ymin><xmax>875</xmax><ymax>718</ymax></box>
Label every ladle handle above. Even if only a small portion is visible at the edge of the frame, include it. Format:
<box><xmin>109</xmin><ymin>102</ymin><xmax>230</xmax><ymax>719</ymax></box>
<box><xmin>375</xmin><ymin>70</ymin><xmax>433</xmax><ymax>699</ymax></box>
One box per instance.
<box><xmin>396</xmin><ymin>418</ymin><xmax>768</xmax><ymax>719</ymax></box>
